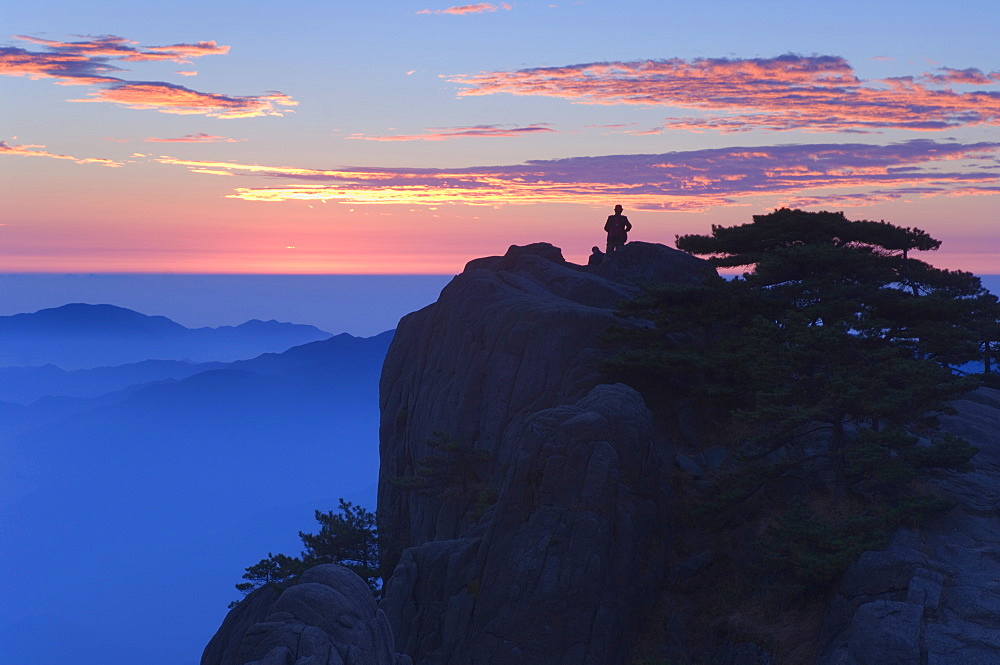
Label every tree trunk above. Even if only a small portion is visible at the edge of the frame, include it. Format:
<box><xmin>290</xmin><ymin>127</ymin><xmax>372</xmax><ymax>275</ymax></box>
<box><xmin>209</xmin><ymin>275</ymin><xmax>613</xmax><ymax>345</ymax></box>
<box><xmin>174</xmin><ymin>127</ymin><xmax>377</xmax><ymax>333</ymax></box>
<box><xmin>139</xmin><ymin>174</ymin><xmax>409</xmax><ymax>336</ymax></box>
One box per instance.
<box><xmin>903</xmin><ymin>250</ymin><xmax>919</xmax><ymax>297</ymax></box>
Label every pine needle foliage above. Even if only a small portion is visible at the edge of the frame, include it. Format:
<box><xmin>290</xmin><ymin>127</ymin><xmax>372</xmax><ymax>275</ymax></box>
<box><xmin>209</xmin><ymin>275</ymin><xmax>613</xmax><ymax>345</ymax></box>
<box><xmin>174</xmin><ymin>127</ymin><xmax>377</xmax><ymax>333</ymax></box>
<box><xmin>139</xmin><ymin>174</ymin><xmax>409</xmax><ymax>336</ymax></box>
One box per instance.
<box><xmin>607</xmin><ymin>209</ymin><xmax>990</xmax><ymax>591</ymax></box>
<box><xmin>232</xmin><ymin>499</ymin><xmax>380</xmax><ymax>606</ymax></box>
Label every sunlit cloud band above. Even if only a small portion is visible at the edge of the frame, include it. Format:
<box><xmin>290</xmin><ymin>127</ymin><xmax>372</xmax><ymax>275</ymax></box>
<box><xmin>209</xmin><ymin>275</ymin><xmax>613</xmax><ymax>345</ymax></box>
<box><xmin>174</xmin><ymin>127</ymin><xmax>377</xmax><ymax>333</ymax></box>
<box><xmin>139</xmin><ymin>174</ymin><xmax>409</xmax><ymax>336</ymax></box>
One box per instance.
<box><xmin>447</xmin><ymin>55</ymin><xmax>1000</xmax><ymax>133</ymax></box>
<box><xmin>417</xmin><ymin>3</ymin><xmax>512</xmax><ymax>15</ymax></box>
<box><xmin>157</xmin><ymin>139</ymin><xmax>1000</xmax><ymax>210</ymax></box>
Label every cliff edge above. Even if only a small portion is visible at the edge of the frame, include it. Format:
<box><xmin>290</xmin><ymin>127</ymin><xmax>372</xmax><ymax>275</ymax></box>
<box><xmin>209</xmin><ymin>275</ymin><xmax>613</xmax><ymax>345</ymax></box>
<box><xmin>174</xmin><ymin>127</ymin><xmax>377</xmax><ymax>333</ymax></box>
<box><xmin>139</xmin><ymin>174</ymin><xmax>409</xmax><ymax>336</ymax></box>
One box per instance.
<box><xmin>377</xmin><ymin>242</ymin><xmax>715</xmax><ymax>664</ymax></box>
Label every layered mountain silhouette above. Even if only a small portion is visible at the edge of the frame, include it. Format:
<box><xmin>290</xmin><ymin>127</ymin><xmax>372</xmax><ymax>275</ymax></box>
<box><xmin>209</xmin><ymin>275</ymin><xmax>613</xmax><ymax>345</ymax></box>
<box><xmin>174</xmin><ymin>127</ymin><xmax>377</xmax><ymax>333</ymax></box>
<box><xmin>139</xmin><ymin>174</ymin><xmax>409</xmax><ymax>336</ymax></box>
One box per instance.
<box><xmin>0</xmin><ymin>332</ymin><xmax>395</xmax><ymax>406</ymax></box>
<box><xmin>0</xmin><ymin>307</ymin><xmax>394</xmax><ymax>665</ymax></box>
<box><xmin>0</xmin><ymin>303</ymin><xmax>332</xmax><ymax>369</ymax></box>
<box><xmin>0</xmin><ymin>360</ymin><xmax>225</xmax><ymax>405</ymax></box>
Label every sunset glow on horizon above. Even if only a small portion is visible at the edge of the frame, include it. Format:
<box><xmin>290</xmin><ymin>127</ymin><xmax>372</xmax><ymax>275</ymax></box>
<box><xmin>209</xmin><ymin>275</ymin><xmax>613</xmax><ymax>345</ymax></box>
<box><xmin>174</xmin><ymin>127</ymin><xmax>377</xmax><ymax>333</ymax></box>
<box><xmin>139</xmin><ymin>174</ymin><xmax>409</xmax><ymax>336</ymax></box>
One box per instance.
<box><xmin>3</xmin><ymin>1</ymin><xmax>999</xmax><ymax>275</ymax></box>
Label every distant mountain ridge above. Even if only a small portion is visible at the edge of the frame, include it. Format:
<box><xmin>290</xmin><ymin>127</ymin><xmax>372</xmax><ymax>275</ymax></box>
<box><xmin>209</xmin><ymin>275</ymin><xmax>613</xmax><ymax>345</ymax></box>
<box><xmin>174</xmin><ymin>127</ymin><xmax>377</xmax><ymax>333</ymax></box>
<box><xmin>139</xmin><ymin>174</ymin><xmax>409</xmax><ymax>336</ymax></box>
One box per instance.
<box><xmin>0</xmin><ymin>331</ymin><xmax>394</xmax><ymax>405</ymax></box>
<box><xmin>0</xmin><ymin>303</ymin><xmax>185</xmax><ymax>334</ymax></box>
<box><xmin>0</xmin><ymin>303</ymin><xmax>333</xmax><ymax>369</ymax></box>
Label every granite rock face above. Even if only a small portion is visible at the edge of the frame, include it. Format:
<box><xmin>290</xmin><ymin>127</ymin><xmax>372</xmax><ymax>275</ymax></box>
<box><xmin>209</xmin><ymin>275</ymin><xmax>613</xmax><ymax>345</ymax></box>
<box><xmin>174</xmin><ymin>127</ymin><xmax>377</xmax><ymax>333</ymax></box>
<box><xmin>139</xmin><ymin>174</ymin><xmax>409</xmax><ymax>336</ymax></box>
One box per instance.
<box><xmin>201</xmin><ymin>238</ymin><xmax>1000</xmax><ymax>664</ymax></box>
<box><xmin>201</xmin><ymin>564</ymin><xmax>410</xmax><ymax>665</ymax></box>
<box><xmin>816</xmin><ymin>388</ymin><xmax>1000</xmax><ymax>665</ymax></box>
<box><xmin>377</xmin><ymin>242</ymin><xmax>715</xmax><ymax>664</ymax></box>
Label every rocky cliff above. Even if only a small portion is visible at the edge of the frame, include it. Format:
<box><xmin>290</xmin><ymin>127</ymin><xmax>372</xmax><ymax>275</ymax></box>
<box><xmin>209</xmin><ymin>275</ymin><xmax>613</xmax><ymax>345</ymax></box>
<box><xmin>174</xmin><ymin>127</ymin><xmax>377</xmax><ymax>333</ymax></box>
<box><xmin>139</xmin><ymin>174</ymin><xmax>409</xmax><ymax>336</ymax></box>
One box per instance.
<box><xmin>376</xmin><ymin>242</ymin><xmax>716</xmax><ymax>664</ymax></box>
<box><xmin>202</xmin><ymin>564</ymin><xmax>411</xmax><ymax>665</ymax></box>
<box><xmin>815</xmin><ymin>387</ymin><xmax>1000</xmax><ymax>665</ymax></box>
<box><xmin>375</xmin><ymin>241</ymin><xmax>1000</xmax><ymax>664</ymax></box>
<box><xmin>204</xmin><ymin>241</ymin><xmax>1000</xmax><ymax>665</ymax></box>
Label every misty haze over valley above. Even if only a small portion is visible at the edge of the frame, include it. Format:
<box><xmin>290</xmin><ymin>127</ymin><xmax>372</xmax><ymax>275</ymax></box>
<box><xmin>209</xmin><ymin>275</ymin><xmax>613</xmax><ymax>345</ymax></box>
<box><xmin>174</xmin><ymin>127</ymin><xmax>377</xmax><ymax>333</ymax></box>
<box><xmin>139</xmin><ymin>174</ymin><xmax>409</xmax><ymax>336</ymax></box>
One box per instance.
<box><xmin>0</xmin><ymin>303</ymin><xmax>394</xmax><ymax>665</ymax></box>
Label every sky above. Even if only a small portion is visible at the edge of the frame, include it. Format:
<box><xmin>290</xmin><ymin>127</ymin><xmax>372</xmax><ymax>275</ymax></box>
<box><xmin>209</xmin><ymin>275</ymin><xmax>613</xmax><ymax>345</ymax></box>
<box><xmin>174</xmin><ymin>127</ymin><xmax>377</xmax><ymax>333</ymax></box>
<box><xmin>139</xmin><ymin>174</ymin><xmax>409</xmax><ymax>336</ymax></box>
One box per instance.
<box><xmin>2</xmin><ymin>0</ymin><xmax>999</xmax><ymax>275</ymax></box>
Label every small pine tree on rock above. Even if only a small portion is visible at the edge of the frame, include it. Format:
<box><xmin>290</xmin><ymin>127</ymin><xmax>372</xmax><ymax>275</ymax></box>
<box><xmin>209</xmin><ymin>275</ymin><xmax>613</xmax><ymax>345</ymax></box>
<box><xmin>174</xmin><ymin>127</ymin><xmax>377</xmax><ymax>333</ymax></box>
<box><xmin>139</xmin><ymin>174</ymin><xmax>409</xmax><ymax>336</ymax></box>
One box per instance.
<box><xmin>232</xmin><ymin>499</ymin><xmax>380</xmax><ymax>605</ymax></box>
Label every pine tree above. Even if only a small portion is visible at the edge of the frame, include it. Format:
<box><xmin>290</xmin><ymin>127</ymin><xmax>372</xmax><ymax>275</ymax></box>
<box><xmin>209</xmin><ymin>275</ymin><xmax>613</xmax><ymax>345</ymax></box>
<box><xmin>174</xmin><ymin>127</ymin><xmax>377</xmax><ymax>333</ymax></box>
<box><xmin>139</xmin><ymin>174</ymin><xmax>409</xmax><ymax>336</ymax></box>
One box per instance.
<box><xmin>232</xmin><ymin>499</ymin><xmax>380</xmax><ymax>604</ymax></box>
<box><xmin>299</xmin><ymin>500</ymin><xmax>380</xmax><ymax>593</ymax></box>
<box><xmin>607</xmin><ymin>208</ymin><xmax>991</xmax><ymax>586</ymax></box>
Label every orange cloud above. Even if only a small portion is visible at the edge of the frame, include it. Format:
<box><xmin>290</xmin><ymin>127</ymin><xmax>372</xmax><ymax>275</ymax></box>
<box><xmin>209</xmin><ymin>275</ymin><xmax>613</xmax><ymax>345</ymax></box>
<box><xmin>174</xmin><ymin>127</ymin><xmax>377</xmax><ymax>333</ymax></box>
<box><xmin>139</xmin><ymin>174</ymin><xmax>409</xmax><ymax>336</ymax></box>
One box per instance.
<box><xmin>0</xmin><ymin>139</ymin><xmax>122</xmax><ymax>166</ymax></box>
<box><xmin>144</xmin><ymin>132</ymin><xmax>243</xmax><ymax>143</ymax></box>
<box><xmin>447</xmin><ymin>55</ymin><xmax>1000</xmax><ymax>132</ymax></box>
<box><xmin>69</xmin><ymin>82</ymin><xmax>297</xmax><ymax>118</ymax></box>
<box><xmin>347</xmin><ymin>124</ymin><xmax>554</xmax><ymax>141</ymax></box>
<box><xmin>156</xmin><ymin>139</ymin><xmax>1000</xmax><ymax>211</ymax></box>
<box><xmin>417</xmin><ymin>3</ymin><xmax>511</xmax><ymax>14</ymax></box>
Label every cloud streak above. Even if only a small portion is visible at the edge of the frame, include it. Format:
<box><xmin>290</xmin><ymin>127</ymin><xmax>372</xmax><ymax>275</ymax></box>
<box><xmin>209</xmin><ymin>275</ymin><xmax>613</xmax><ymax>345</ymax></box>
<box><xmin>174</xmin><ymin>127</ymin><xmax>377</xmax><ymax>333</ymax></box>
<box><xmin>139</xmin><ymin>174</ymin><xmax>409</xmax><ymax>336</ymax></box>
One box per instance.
<box><xmin>0</xmin><ymin>140</ymin><xmax>122</xmax><ymax>166</ymax></box>
<box><xmin>1</xmin><ymin>34</ymin><xmax>295</xmax><ymax>118</ymax></box>
<box><xmin>417</xmin><ymin>3</ymin><xmax>512</xmax><ymax>14</ymax></box>
<box><xmin>69</xmin><ymin>82</ymin><xmax>296</xmax><ymax>118</ymax></box>
<box><xmin>447</xmin><ymin>55</ymin><xmax>1000</xmax><ymax>133</ymax></box>
<box><xmin>347</xmin><ymin>123</ymin><xmax>554</xmax><ymax>141</ymax></box>
<box><xmin>13</xmin><ymin>35</ymin><xmax>229</xmax><ymax>63</ymax></box>
<box><xmin>144</xmin><ymin>132</ymin><xmax>243</xmax><ymax>143</ymax></box>
<box><xmin>156</xmin><ymin>139</ymin><xmax>1000</xmax><ymax>210</ymax></box>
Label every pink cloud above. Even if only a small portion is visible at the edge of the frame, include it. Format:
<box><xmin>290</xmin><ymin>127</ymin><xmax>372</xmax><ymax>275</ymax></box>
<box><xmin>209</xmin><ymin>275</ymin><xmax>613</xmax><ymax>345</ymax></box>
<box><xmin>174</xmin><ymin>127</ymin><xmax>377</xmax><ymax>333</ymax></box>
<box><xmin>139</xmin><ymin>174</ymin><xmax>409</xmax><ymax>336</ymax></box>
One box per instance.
<box><xmin>447</xmin><ymin>55</ymin><xmax>1000</xmax><ymax>133</ymax></box>
<box><xmin>1</xmin><ymin>34</ymin><xmax>295</xmax><ymax>118</ymax></box>
<box><xmin>155</xmin><ymin>139</ymin><xmax>1000</xmax><ymax>211</ymax></box>
<box><xmin>417</xmin><ymin>3</ymin><xmax>511</xmax><ymax>14</ymax></box>
<box><xmin>144</xmin><ymin>132</ymin><xmax>243</xmax><ymax>143</ymax></box>
<box><xmin>0</xmin><ymin>45</ymin><xmax>122</xmax><ymax>84</ymax></box>
<box><xmin>0</xmin><ymin>139</ymin><xmax>122</xmax><ymax>166</ymax></box>
<box><xmin>69</xmin><ymin>81</ymin><xmax>297</xmax><ymax>118</ymax></box>
<box><xmin>347</xmin><ymin>124</ymin><xmax>554</xmax><ymax>141</ymax></box>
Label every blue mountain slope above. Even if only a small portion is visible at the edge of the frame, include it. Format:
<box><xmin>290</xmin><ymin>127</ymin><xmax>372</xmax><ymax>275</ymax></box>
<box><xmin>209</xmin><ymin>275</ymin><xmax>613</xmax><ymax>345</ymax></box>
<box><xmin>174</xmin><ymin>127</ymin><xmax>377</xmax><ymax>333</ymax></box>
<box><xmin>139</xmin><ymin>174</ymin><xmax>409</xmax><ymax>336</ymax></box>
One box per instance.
<box><xmin>0</xmin><ymin>380</ymin><xmax>171</xmax><ymax>441</ymax></box>
<box><xmin>0</xmin><ymin>303</ymin><xmax>332</xmax><ymax>369</ymax></box>
<box><xmin>0</xmin><ymin>359</ymin><xmax>225</xmax><ymax>405</ymax></box>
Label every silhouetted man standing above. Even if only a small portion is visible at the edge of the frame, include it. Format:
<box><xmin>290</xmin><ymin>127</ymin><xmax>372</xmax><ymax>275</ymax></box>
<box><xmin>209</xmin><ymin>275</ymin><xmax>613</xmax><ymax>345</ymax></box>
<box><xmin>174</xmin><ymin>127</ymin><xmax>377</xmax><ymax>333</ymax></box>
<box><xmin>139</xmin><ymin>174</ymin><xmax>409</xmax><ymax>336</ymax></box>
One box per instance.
<box><xmin>604</xmin><ymin>204</ymin><xmax>632</xmax><ymax>253</ymax></box>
